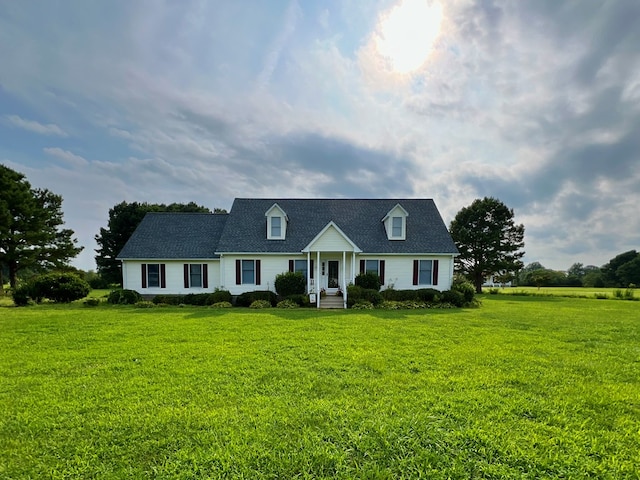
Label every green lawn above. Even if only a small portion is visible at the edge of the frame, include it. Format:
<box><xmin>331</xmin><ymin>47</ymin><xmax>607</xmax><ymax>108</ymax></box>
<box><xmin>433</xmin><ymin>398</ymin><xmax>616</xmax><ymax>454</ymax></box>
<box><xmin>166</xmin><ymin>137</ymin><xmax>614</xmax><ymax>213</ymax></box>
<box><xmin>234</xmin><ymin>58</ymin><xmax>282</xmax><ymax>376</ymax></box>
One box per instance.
<box><xmin>487</xmin><ymin>286</ymin><xmax>637</xmax><ymax>300</ymax></box>
<box><xmin>1</xmin><ymin>297</ymin><xmax>639</xmax><ymax>479</ymax></box>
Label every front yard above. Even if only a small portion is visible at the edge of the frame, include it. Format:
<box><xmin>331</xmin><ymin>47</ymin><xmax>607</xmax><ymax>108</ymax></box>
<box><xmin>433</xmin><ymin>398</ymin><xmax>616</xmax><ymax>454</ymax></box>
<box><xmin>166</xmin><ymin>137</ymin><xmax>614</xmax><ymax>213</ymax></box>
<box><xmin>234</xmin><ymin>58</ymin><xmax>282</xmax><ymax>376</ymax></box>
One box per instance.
<box><xmin>1</xmin><ymin>296</ymin><xmax>638</xmax><ymax>478</ymax></box>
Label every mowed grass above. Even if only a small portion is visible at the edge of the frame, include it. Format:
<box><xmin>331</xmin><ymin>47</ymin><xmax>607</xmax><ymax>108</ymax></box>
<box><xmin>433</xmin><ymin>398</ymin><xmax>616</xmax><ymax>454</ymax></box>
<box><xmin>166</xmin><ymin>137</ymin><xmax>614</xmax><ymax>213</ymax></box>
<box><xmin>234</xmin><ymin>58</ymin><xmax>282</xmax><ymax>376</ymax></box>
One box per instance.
<box><xmin>489</xmin><ymin>286</ymin><xmax>637</xmax><ymax>300</ymax></box>
<box><xmin>1</xmin><ymin>298</ymin><xmax>639</xmax><ymax>479</ymax></box>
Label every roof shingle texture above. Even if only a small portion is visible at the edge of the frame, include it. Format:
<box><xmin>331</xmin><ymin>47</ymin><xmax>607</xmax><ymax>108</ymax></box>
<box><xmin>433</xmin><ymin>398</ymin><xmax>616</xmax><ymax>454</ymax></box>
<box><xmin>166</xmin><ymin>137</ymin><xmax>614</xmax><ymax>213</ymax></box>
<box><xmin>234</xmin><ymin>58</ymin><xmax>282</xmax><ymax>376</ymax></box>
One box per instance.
<box><xmin>117</xmin><ymin>212</ymin><xmax>228</xmax><ymax>259</ymax></box>
<box><xmin>217</xmin><ymin>198</ymin><xmax>458</xmax><ymax>254</ymax></box>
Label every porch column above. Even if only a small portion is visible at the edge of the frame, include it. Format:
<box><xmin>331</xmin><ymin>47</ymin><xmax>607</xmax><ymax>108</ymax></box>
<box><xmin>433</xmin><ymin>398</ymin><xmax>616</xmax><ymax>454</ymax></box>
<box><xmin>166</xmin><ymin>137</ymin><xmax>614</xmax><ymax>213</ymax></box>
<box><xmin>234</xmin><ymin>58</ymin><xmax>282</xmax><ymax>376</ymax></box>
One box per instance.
<box><xmin>342</xmin><ymin>250</ymin><xmax>347</xmax><ymax>308</ymax></box>
<box><xmin>316</xmin><ymin>250</ymin><xmax>321</xmax><ymax>308</ymax></box>
<box><xmin>306</xmin><ymin>251</ymin><xmax>311</xmax><ymax>292</ymax></box>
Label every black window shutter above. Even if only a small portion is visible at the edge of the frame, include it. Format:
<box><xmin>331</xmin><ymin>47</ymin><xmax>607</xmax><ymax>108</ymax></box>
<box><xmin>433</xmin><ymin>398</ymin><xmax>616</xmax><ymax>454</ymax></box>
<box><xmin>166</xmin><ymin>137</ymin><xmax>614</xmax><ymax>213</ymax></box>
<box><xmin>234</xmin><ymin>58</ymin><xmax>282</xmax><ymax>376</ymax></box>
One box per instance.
<box><xmin>236</xmin><ymin>260</ymin><xmax>241</xmax><ymax>285</ymax></box>
<box><xmin>289</xmin><ymin>260</ymin><xmax>294</xmax><ymax>272</ymax></box>
<box><xmin>141</xmin><ymin>264</ymin><xmax>147</xmax><ymax>288</ymax></box>
<box><xmin>310</xmin><ymin>259</ymin><xmax>314</xmax><ymax>279</ymax></box>
<box><xmin>255</xmin><ymin>260</ymin><xmax>261</xmax><ymax>285</ymax></box>
<box><xmin>203</xmin><ymin>264</ymin><xmax>208</xmax><ymax>289</ymax></box>
<box><xmin>432</xmin><ymin>260</ymin><xmax>439</xmax><ymax>286</ymax></box>
<box><xmin>160</xmin><ymin>264</ymin><xmax>166</xmax><ymax>288</ymax></box>
<box><xmin>184</xmin><ymin>264</ymin><xmax>189</xmax><ymax>288</ymax></box>
<box><xmin>379</xmin><ymin>260</ymin><xmax>385</xmax><ymax>285</ymax></box>
<box><xmin>360</xmin><ymin>259</ymin><xmax>365</xmax><ymax>274</ymax></box>
<box><xmin>413</xmin><ymin>260</ymin><xmax>419</xmax><ymax>285</ymax></box>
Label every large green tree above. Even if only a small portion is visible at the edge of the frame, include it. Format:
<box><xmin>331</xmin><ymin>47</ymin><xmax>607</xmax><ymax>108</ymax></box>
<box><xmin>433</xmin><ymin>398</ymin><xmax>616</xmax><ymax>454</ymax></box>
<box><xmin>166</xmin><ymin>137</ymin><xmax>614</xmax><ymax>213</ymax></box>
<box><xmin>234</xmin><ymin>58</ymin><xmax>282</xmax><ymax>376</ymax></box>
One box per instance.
<box><xmin>0</xmin><ymin>164</ymin><xmax>83</xmax><ymax>288</ymax></box>
<box><xmin>601</xmin><ymin>250</ymin><xmax>639</xmax><ymax>287</ymax></box>
<box><xmin>450</xmin><ymin>197</ymin><xmax>525</xmax><ymax>293</ymax></box>
<box><xmin>95</xmin><ymin>201</ymin><xmax>223</xmax><ymax>285</ymax></box>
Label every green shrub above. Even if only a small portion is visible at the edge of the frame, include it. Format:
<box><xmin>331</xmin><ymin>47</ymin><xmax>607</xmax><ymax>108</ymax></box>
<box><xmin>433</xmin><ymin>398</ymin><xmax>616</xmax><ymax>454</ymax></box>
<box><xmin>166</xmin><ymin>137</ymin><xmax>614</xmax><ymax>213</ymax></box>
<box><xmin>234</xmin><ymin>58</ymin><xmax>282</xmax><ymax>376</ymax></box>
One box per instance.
<box><xmin>352</xmin><ymin>301</ymin><xmax>374</xmax><ymax>310</ymax></box>
<box><xmin>12</xmin><ymin>284</ymin><xmax>33</xmax><ymax>306</ymax></box>
<box><xmin>441</xmin><ymin>290</ymin><xmax>465</xmax><ymax>307</ymax></box>
<box><xmin>211</xmin><ymin>301</ymin><xmax>233</xmax><ymax>308</ymax></box>
<box><xmin>83</xmin><ymin>298</ymin><xmax>101</xmax><ymax>307</ymax></box>
<box><xmin>362</xmin><ymin>288</ymin><xmax>383</xmax><ymax>306</ymax></box>
<box><xmin>623</xmin><ymin>288</ymin><xmax>636</xmax><ymax>300</ymax></box>
<box><xmin>347</xmin><ymin>285</ymin><xmax>382</xmax><ymax>307</ymax></box>
<box><xmin>355</xmin><ymin>272</ymin><xmax>381</xmax><ymax>291</ymax></box>
<box><xmin>277</xmin><ymin>299</ymin><xmax>299</xmax><ymax>309</ymax></box>
<box><xmin>209</xmin><ymin>289</ymin><xmax>232</xmax><ymax>304</ymax></box>
<box><xmin>274</xmin><ymin>271</ymin><xmax>306</xmax><ymax>297</ymax></box>
<box><xmin>30</xmin><ymin>272</ymin><xmax>90</xmax><ymax>303</ymax></box>
<box><xmin>488</xmin><ymin>288</ymin><xmax>500</xmax><ymax>295</ymax></box>
<box><xmin>236</xmin><ymin>291</ymin><xmax>277</xmax><ymax>307</ymax></box>
<box><xmin>107</xmin><ymin>289</ymin><xmax>142</xmax><ymax>305</ymax></box>
<box><xmin>452</xmin><ymin>279</ymin><xmax>475</xmax><ymax>303</ymax></box>
<box><xmin>249</xmin><ymin>300</ymin><xmax>271</xmax><ymax>309</ymax></box>
<box><xmin>152</xmin><ymin>294</ymin><xmax>184</xmax><ymax>305</ymax></box>
<box><xmin>183</xmin><ymin>293</ymin><xmax>210</xmax><ymax>306</ymax></box>
<box><xmin>381</xmin><ymin>288</ymin><xmax>418</xmax><ymax>301</ymax></box>
<box><xmin>614</xmin><ymin>289</ymin><xmax>624</xmax><ymax>299</ymax></box>
<box><xmin>285</xmin><ymin>294</ymin><xmax>310</xmax><ymax>307</ymax></box>
<box><xmin>415</xmin><ymin>288</ymin><xmax>441</xmax><ymax>303</ymax></box>
<box><xmin>594</xmin><ymin>293</ymin><xmax>609</xmax><ymax>300</ymax></box>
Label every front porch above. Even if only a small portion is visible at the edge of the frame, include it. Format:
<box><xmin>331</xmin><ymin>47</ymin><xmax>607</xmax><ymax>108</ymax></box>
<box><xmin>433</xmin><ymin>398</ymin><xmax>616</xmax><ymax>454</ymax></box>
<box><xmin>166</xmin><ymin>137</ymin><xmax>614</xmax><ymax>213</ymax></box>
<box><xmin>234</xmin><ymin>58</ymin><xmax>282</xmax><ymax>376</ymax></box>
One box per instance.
<box><xmin>302</xmin><ymin>221</ymin><xmax>362</xmax><ymax>309</ymax></box>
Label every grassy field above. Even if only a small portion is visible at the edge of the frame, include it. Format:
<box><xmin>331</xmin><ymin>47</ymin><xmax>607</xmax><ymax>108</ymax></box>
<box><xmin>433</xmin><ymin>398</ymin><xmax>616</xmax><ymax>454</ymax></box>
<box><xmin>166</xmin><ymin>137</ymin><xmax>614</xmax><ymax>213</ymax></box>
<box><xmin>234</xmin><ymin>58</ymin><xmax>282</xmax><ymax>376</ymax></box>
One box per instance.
<box><xmin>487</xmin><ymin>286</ymin><xmax>637</xmax><ymax>300</ymax></box>
<box><xmin>1</xmin><ymin>297</ymin><xmax>639</xmax><ymax>479</ymax></box>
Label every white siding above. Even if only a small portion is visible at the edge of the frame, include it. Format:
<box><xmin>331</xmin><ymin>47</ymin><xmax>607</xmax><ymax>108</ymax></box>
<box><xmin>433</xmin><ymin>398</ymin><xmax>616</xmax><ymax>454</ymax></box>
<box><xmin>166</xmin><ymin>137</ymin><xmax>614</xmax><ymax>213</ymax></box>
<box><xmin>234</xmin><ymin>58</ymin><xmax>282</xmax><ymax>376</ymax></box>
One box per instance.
<box><xmin>375</xmin><ymin>255</ymin><xmax>454</xmax><ymax>291</ymax></box>
<box><xmin>308</xmin><ymin>225</ymin><xmax>354</xmax><ymax>251</ymax></box>
<box><xmin>122</xmin><ymin>260</ymin><xmax>220</xmax><ymax>295</ymax></box>
<box><xmin>221</xmin><ymin>255</ymin><xmax>294</xmax><ymax>296</ymax></box>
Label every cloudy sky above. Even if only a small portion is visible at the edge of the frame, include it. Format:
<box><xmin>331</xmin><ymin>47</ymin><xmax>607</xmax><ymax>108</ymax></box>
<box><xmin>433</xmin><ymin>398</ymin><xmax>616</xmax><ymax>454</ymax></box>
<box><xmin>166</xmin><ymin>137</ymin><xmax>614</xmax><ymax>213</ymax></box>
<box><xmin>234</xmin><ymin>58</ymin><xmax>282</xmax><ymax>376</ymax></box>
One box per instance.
<box><xmin>1</xmin><ymin>0</ymin><xmax>639</xmax><ymax>272</ymax></box>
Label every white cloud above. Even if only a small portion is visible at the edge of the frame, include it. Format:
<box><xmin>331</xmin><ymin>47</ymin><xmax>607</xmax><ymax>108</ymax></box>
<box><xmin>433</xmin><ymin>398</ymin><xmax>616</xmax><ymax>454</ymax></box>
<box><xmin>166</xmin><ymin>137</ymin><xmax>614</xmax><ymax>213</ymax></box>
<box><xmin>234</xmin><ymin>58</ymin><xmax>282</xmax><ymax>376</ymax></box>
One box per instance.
<box><xmin>43</xmin><ymin>147</ymin><xmax>88</xmax><ymax>167</ymax></box>
<box><xmin>5</xmin><ymin>115</ymin><xmax>68</xmax><ymax>136</ymax></box>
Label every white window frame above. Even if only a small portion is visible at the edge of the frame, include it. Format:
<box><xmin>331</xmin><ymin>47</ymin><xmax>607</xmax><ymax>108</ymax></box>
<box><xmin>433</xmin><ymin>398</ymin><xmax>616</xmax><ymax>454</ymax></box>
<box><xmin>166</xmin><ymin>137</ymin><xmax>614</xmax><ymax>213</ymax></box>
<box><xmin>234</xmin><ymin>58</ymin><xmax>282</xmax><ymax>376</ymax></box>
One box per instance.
<box><xmin>189</xmin><ymin>264</ymin><xmax>202</xmax><ymax>288</ymax></box>
<box><xmin>418</xmin><ymin>260</ymin><xmax>433</xmax><ymax>285</ymax></box>
<box><xmin>241</xmin><ymin>259</ymin><xmax>256</xmax><ymax>284</ymax></box>
<box><xmin>147</xmin><ymin>263</ymin><xmax>160</xmax><ymax>287</ymax></box>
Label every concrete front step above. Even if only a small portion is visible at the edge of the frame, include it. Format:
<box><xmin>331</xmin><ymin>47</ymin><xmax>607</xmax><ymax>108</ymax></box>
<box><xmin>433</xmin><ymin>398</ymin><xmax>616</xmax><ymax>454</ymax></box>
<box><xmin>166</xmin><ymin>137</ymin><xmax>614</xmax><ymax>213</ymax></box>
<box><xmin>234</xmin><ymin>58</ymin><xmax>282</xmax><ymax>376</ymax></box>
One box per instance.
<box><xmin>320</xmin><ymin>295</ymin><xmax>345</xmax><ymax>309</ymax></box>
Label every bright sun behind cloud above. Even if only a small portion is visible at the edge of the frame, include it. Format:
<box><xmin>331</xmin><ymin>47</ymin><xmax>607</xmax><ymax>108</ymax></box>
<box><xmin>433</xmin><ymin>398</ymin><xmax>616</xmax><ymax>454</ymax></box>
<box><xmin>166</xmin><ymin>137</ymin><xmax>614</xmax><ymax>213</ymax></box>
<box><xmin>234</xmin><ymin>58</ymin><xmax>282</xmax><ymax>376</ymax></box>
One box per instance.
<box><xmin>375</xmin><ymin>0</ymin><xmax>444</xmax><ymax>74</ymax></box>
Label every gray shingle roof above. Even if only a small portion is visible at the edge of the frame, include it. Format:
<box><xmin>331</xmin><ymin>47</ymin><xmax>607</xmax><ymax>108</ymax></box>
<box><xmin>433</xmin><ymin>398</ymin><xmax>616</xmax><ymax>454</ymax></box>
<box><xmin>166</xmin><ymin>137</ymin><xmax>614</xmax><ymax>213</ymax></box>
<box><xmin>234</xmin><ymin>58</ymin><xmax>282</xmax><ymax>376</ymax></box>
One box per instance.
<box><xmin>217</xmin><ymin>198</ymin><xmax>458</xmax><ymax>254</ymax></box>
<box><xmin>117</xmin><ymin>212</ymin><xmax>228</xmax><ymax>259</ymax></box>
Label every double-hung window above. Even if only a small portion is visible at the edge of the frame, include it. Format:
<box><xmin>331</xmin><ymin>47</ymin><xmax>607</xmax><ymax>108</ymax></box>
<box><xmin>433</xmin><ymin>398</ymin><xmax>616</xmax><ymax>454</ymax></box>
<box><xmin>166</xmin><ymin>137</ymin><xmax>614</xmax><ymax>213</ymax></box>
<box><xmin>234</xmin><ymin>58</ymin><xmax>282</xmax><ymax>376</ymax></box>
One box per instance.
<box><xmin>359</xmin><ymin>259</ymin><xmax>386</xmax><ymax>285</ymax></box>
<box><xmin>183</xmin><ymin>263</ymin><xmax>208</xmax><ymax>288</ymax></box>
<box><xmin>365</xmin><ymin>259</ymin><xmax>380</xmax><ymax>275</ymax></box>
<box><xmin>294</xmin><ymin>259</ymin><xmax>307</xmax><ymax>279</ymax></box>
<box><xmin>142</xmin><ymin>263</ymin><xmax>166</xmax><ymax>288</ymax></box>
<box><xmin>147</xmin><ymin>264</ymin><xmax>160</xmax><ymax>287</ymax></box>
<box><xmin>413</xmin><ymin>259</ymin><xmax>439</xmax><ymax>286</ymax></box>
<box><xmin>235</xmin><ymin>259</ymin><xmax>261</xmax><ymax>285</ymax></box>
<box><xmin>242</xmin><ymin>260</ymin><xmax>255</xmax><ymax>284</ymax></box>
<box><xmin>418</xmin><ymin>260</ymin><xmax>433</xmax><ymax>285</ymax></box>
<box><xmin>190</xmin><ymin>264</ymin><xmax>202</xmax><ymax>288</ymax></box>
<box><xmin>391</xmin><ymin>216</ymin><xmax>403</xmax><ymax>238</ymax></box>
<box><xmin>271</xmin><ymin>216</ymin><xmax>282</xmax><ymax>238</ymax></box>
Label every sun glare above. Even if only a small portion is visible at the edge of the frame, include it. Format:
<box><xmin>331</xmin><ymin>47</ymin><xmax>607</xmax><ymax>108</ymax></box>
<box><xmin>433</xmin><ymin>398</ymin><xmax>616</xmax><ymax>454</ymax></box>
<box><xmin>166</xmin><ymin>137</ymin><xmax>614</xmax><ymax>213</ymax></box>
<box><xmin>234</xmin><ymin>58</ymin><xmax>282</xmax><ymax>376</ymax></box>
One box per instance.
<box><xmin>375</xmin><ymin>0</ymin><xmax>443</xmax><ymax>74</ymax></box>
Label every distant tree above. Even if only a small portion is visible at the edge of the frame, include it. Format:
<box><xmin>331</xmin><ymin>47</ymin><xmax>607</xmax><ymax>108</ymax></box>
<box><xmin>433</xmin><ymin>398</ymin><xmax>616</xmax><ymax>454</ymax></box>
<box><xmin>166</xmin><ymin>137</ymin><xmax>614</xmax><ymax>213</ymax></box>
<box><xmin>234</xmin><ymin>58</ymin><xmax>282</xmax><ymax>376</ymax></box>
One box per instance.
<box><xmin>0</xmin><ymin>165</ymin><xmax>83</xmax><ymax>288</ymax></box>
<box><xmin>616</xmin><ymin>255</ymin><xmax>640</xmax><ymax>287</ymax></box>
<box><xmin>566</xmin><ymin>262</ymin><xmax>586</xmax><ymax>286</ymax></box>
<box><xmin>582</xmin><ymin>267</ymin><xmax>604</xmax><ymax>288</ymax></box>
<box><xmin>449</xmin><ymin>197</ymin><xmax>525</xmax><ymax>293</ymax></box>
<box><xmin>601</xmin><ymin>250</ymin><xmax>639</xmax><ymax>287</ymax></box>
<box><xmin>95</xmin><ymin>201</ymin><xmax>222</xmax><ymax>285</ymax></box>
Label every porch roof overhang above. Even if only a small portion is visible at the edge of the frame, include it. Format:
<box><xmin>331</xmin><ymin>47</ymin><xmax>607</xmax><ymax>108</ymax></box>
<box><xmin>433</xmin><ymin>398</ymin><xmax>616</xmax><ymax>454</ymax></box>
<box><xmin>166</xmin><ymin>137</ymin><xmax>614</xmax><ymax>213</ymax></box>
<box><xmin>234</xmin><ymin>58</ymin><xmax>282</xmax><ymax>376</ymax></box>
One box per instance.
<box><xmin>301</xmin><ymin>221</ymin><xmax>362</xmax><ymax>253</ymax></box>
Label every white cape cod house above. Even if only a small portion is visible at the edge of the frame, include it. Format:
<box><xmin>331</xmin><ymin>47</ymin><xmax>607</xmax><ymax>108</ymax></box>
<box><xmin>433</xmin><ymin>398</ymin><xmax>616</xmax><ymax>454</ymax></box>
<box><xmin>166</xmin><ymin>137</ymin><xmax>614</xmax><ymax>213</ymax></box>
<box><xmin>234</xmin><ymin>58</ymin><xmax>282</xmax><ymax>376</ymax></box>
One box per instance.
<box><xmin>117</xmin><ymin>198</ymin><xmax>459</xmax><ymax>308</ymax></box>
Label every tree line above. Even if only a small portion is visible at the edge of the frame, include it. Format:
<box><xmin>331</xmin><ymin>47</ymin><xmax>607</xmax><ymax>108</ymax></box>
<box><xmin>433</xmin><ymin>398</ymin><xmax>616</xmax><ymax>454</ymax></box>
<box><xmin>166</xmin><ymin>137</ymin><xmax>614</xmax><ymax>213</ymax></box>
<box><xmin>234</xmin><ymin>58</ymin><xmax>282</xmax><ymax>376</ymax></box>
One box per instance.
<box><xmin>518</xmin><ymin>251</ymin><xmax>640</xmax><ymax>288</ymax></box>
<box><xmin>2</xmin><ymin>164</ymin><xmax>637</xmax><ymax>293</ymax></box>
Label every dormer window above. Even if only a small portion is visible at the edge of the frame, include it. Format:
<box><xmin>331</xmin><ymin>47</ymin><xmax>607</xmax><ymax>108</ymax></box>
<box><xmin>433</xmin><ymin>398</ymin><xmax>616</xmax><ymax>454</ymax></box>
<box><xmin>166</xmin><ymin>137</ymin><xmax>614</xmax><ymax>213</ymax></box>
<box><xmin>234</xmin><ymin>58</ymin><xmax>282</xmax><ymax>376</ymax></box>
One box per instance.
<box><xmin>265</xmin><ymin>203</ymin><xmax>288</xmax><ymax>240</ymax></box>
<box><xmin>392</xmin><ymin>216</ymin><xmax>403</xmax><ymax>238</ymax></box>
<box><xmin>271</xmin><ymin>216</ymin><xmax>282</xmax><ymax>237</ymax></box>
<box><xmin>382</xmin><ymin>203</ymin><xmax>408</xmax><ymax>240</ymax></box>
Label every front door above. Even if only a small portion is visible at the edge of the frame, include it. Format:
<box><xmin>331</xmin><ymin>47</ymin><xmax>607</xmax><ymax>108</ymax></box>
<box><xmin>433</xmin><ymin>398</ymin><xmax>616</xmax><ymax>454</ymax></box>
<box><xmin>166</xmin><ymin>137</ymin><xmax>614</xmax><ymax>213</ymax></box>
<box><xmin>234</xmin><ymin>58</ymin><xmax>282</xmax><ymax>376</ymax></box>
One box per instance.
<box><xmin>327</xmin><ymin>260</ymin><xmax>340</xmax><ymax>292</ymax></box>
